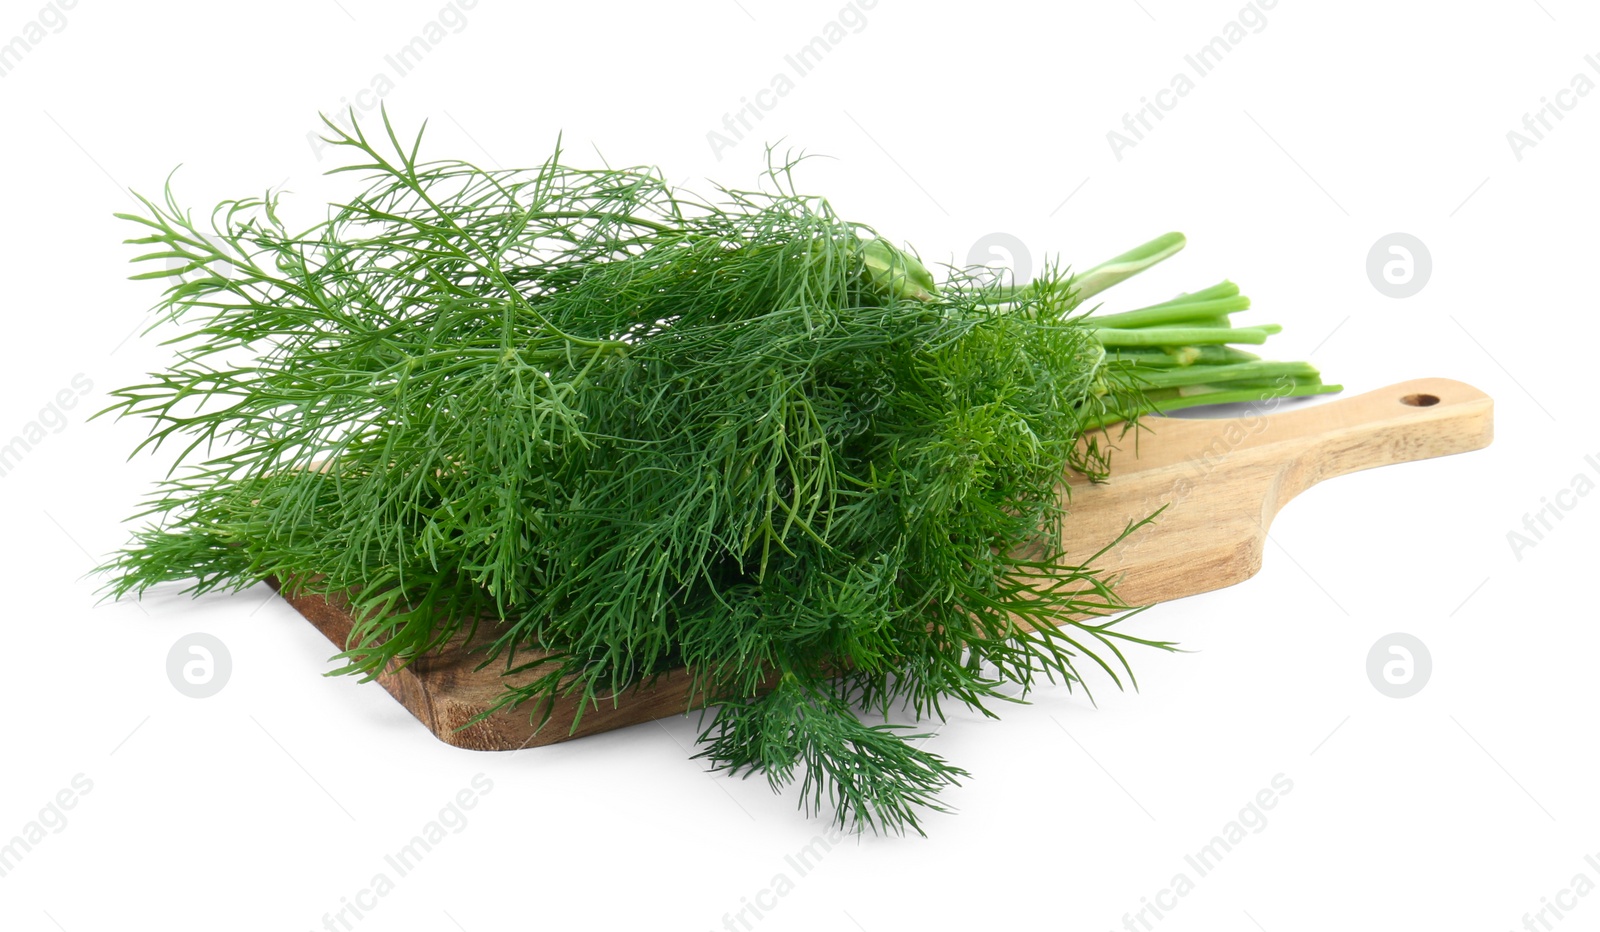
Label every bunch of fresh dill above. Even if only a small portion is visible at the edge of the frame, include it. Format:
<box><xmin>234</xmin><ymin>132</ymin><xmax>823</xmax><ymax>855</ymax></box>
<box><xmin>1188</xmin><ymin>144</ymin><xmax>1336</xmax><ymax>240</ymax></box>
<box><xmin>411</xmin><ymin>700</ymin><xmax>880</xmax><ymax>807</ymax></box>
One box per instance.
<box><xmin>102</xmin><ymin>112</ymin><xmax>1335</xmax><ymax>833</ymax></box>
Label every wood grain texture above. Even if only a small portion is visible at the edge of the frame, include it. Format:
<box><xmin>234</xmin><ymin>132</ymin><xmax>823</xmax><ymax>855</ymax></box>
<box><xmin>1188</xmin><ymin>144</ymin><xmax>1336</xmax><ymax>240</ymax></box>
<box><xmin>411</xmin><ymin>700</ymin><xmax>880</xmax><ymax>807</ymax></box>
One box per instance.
<box><xmin>1055</xmin><ymin>377</ymin><xmax>1493</xmax><ymax>607</ymax></box>
<box><xmin>274</xmin><ymin>377</ymin><xmax>1492</xmax><ymax>751</ymax></box>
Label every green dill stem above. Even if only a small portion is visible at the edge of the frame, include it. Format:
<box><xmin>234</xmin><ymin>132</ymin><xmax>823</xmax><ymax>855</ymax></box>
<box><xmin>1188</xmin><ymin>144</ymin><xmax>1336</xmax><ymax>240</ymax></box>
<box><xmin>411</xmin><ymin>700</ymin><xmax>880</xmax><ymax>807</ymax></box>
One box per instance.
<box><xmin>1082</xmin><ymin>381</ymin><xmax>1344</xmax><ymax>430</ymax></box>
<box><xmin>972</xmin><ymin>232</ymin><xmax>1189</xmax><ymax>310</ymax></box>
<box><xmin>1128</xmin><ymin>360</ymin><xmax>1321</xmax><ymax>389</ymax></box>
<box><xmin>1179</xmin><ymin>377</ymin><xmax>1326</xmax><ymax>393</ymax></box>
<box><xmin>1086</xmin><ymin>295</ymin><xmax>1251</xmax><ymax>329</ymax></box>
<box><xmin>1160</xmin><ymin>316</ymin><xmax>1233</xmax><ymax>329</ymax></box>
<box><xmin>1104</xmin><ymin>346</ymin><xmax>1261</xmax><ymax>367</ymax></box>
<box><xmin>1092</xmin><ymin>324</ymin><xmax>1281</xmax><ymax>346</ymax></box>
<box><xmin>1064</xmin><ymin>231</ymin><xmax>1188</xmax><ymax>306</ymax></box>
<box><xmin>1155</xmin><ymin>280</ymin><xmax>1241</xmax><ymax>303</ymax></box>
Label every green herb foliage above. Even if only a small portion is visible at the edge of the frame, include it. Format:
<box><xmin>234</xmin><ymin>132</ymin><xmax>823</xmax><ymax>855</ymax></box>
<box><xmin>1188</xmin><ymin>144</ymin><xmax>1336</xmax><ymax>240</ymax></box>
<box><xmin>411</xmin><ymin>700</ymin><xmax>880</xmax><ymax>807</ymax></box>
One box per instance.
<box><xmin>102</xmin><ymin>111</ymin><xmax>1332</xmax><ymax>833</ymax></box>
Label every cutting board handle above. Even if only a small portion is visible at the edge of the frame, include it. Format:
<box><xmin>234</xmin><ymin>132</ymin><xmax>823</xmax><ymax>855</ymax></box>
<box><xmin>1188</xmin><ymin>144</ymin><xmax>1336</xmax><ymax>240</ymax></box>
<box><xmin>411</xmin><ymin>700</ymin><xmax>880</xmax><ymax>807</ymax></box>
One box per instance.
<box><xmin>1118</xmin><ymin>375</ymin><xmax>1493</xmax><ymax>542</ymax></box>
<box><xmin>1129</xmin><ymin>377</ymin><xmax>1493</xmax><ymax>489</ymax></box>
<box><xmin>1235</xmin><ymin>377</ymin><xmax>1493</xmax><ymax>498</ymax></box>
<box><xmin>1060</xmin><ymin>377</ymin><xmax>1494</xmax><ymax>608</ymax></box>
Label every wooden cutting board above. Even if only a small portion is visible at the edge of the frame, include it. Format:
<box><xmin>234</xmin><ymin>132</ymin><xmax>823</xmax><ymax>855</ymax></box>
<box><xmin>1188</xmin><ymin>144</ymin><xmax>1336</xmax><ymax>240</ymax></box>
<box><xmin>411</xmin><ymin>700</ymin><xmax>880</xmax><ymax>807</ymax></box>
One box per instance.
<box><xmin>272</xmin><ymin>377</ymin><xmax>1493</xmax><ymax>751</ymax></box>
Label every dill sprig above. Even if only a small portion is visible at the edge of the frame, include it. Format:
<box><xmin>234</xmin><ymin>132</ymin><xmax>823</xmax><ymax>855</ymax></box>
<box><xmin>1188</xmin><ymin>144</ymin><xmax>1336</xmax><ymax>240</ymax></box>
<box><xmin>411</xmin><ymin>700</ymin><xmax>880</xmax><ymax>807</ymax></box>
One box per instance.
<box><xmin>100</xmin><ymin>109</ymin><xmax>1329</xmax><ymax>834</ymax></box>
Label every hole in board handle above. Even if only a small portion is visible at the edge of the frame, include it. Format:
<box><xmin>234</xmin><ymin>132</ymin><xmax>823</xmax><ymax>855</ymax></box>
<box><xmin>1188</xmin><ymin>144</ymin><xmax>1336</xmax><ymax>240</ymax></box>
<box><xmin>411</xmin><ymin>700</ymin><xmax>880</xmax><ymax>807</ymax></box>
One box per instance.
<box><xmin>1401</xmin><ymin>393</ymin><xmax>1441</xmax><ymax>407</ymax></box>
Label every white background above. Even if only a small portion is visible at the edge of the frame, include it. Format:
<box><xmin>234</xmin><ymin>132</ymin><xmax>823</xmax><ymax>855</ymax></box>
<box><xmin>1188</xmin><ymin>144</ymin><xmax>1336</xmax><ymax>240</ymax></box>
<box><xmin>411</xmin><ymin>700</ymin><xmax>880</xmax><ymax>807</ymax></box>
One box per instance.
<box><xmin>1</xmin><ymin>1</ymin><xmax>1595</xmax><ymax>930</ymax></box>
